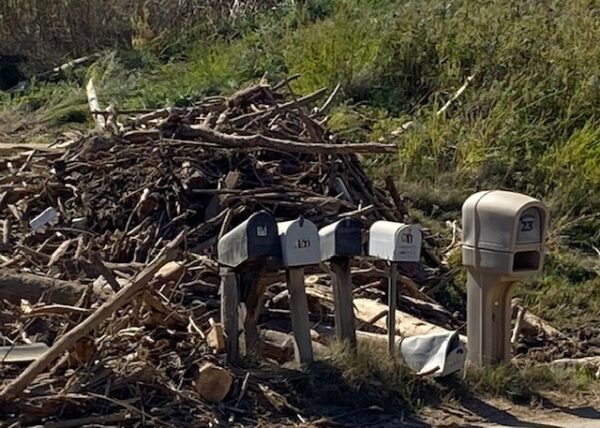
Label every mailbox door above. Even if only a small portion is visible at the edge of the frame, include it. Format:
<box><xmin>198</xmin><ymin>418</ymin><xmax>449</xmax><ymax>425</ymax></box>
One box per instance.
<box><xmin>516</xmin><ymin>207</ymin><xmax>542</xmax><ymax>245</ymax></box>
<box><xmin>279</xmin><ymin>219</ymin><xmax>320</xmax><ymax>267</ymax></box>
<box><xmin>245</xmin><ymin>213</ymin><xmax>281</xmax><ymax>260</ymax></box>
<box><xmin>393</xmin><ymin>225</ymin><xmax>421</xmax><ymax>262</ymax></box>
<box><xmin>334</xmin><ymin>219</ymin><xmax>363</xmax><ymax>257</ymax></box>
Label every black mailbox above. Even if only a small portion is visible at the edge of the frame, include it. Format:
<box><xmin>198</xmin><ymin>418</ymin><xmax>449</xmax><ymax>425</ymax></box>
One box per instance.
<box><xmin>218</xmin><ymin>211</ymin><xmax>281</xmax><ymax>268</ymax></box>
<box><xmin>319</xmin><ymin>218</ymin><xmax>363</xmax><ymax>261</ymax></box>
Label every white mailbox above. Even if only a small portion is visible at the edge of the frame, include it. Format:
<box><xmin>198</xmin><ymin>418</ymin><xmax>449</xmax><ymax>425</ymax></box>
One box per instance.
<box><xmin>462</xmin><ymin>190</ymin><xmax>548</xmax><ymax>277</ymax></box>
<box><xmin>368</xmin><ymin>221</ymin><xmax>422</xmax><ymax>262</ymax></box>
<box><xmin>278</xmin><ymin>217</ymin><xmax>321</xmax><ymax>267</ymax></box>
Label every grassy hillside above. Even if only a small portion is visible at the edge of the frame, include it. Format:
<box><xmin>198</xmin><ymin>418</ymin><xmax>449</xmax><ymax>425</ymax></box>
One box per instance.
<box><xmin>1</xmin><ymin>0</ymin><xmax>599</xmax><ymax>328</ymax></box>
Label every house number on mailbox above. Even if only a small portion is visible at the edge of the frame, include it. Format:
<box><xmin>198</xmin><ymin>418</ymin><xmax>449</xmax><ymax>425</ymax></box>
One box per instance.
<box><xmin>400</xmin><ymin>232</ymin><xmax>413</xmax><ymax>244</ymax></box>
<box><xmin>296</xmin><ymin>239</ymin><xmax>311</xmax><ymax>248</ymax></box>
<box><xmin>520</xmin><ymin>217</ymin><xmax>535</xmax><ymax>232</ymax></box>
<box><xmin>256</xmin><ymin>226</ymin><xmax>268</xmax><ymax>237</ymax></box>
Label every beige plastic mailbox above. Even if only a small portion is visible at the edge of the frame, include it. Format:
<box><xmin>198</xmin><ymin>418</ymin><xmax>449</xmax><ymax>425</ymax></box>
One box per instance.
<box><xmin>462</xmin><ymin>190</ymin><xmax>548</xmax><ymax>366</ymax></box>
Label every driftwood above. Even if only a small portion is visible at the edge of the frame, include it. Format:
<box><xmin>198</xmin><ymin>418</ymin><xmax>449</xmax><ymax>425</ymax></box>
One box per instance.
<box><xmin>353</xmin><ymin>298</ymin><xmax>463</xmax><ymax>341</ymax></box>
<box><xmin>512</xmin><ymin>299</ymin><xmax>562</xmax><ymax>338</ymax></box>
<box><xmin>0</xmin><ymin>271</ymin><xmax>90</xmax><ymax>305</ymax></box>
<box><xmin>0</xmin><ymin>80</ymin><xmax>458</xmax><ymax>425</ymax></box>
<box><xmin>0</xmin><ymin>231</ymin><xmax>184</xmax><ymax>402</ymax></box>
<box><xmin>86</xmin><ymin>78</ymin><xmax>106</xmax><ymax>131</ymax></box>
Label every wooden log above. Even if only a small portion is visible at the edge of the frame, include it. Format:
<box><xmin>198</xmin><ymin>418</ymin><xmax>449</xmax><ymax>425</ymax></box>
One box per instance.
<box><xmin>285</xmin><ymin>267</ymin><xmax>313</xmax><ymax>364</ymax></box>
<box><xmin>330</xmin><ymin>257</ymin><xmax>356</xmax><ymax>349</ymax></box>
<box><xmin>195</xmin><ymin>363</ymin><xmax>233</xmax><ymax>403</ymax></box>
<box><xmin>0</xmin><ymin>271</ymin><xmax>89</xmax><ymax>305</ymax></box>
<box><xmin>353</xmin><ymin>298</ymin><xmax>465</xmax><ymax>341</ymax></box>
<box><xmin>220</xmin><ymin>268</ymin><xmax>239</xmax><ymax>362</ymax></box>
<box><xmin>0</xmin><ymin>231</ymin><xmax>185</xmax><ymax>402</ymax></box>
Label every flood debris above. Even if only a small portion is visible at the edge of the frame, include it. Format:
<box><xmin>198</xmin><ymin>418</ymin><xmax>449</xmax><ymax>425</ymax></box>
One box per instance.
<box><xmin>0</xmin><ymin>79</ymin><xmax>570</xmax><ymax>425</ymax></box>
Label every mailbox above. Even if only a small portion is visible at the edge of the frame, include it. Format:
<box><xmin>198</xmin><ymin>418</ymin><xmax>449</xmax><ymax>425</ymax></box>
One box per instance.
<box><xmin>218</xmin><ymin>211</ymin><xmax>281</xmax><ymax>268</ymax></box>
<box><xmin>461</xmin><ymin>190</ymin><xmax>549</xmax><ymax>366</ymax></box>
<box><xmin>462</xmin><ymin>190</ymin><xmax>548</xmax><ymax>276</ymax></box>
<box><xmin>277</xmin><ymin>217</ymin><xmax>320</xmax><ymax>267</ymax></box>
<box><xmin>319</xmin><ymin>218</ymin><xmax>363</xmax><ymax>261</ymax></box>
<box><xmin>368</xmin><ymin>221</ymin><xmax>422</xmax><ymax>262</ymax></box>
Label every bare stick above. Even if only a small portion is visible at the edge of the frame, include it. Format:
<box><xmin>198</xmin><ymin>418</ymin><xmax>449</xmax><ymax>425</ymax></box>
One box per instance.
<box><xmin>86</xmin><ymin>78</ymin><xmax>106</xmax><ymax>132</ymax></box>
<box><xmin>166</xmin><ymin>126</ymin><xmax>397</xmax><ymax>154</ymax></box>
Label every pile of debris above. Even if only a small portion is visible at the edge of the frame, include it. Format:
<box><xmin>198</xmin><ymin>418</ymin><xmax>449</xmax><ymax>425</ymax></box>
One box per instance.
<box><xmin>0</xmin><ymin>78</ymin><xmax>570</xmax><ymax>426</ymax></box>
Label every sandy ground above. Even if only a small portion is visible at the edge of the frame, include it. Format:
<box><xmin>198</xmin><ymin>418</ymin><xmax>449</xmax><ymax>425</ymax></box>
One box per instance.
<box><xmin>418</xmin><ymin>396</ymin><xmax>600</xmax><ymax>428</ymax></box>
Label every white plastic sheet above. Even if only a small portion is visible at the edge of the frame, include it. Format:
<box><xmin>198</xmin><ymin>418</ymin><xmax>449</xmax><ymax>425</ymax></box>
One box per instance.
<box><xmin>400</xmin><ymin>330</ymin><xmax>466</xmax><ymax>377</ymax></box>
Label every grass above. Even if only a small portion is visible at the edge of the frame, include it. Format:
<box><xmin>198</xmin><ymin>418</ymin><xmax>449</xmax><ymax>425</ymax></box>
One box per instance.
<box><xmin>463</xmin><ymin>361</ymin><xmax>599</xmax><ymax>404</ymax></box>
<box><xmin>295</xmin><ymin>343</ymin><xmax>599</xmax><ymax>417</ymax></box>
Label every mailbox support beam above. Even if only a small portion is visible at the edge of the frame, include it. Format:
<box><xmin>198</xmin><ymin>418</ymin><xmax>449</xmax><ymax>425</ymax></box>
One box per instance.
<box><xmin>286</xmin><ymin>267</ymin><xmax>314</xmax><ymax>364</ymax></box>
<box><xmin>466</xmin><ymin>271</ymin><xmax>515</xmax><ymax>366</ymax></box>
<box><xmin>330</xmin><ymin>257</ymin><xmax>357</xmax><ymax>349</ymax></box>
<box><xmin>220</xmin><ymin>268</ymin><xmax>239</xmax><ymax>362</ymax></box>
<box><xmin>387</xmin><ymin>262</ymin><xmax>398</xmax><ymax>357</ymax></box>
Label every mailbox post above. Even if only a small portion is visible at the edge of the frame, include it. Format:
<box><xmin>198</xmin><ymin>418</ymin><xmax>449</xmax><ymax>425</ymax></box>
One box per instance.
<box><xmin>369</xmin><ymin>221</ymin><xmax>422</xmax><ymax>356</ymax></box>
<box><xmin>319</xmin><ymin>218</ymin><xmax>363</xmax><ymax>349</ymax></box>
<box><xmin>218</xmin><ymin>211</ymin><xmax>281</xmax><ymax>361</ymax></box>
<box><xmin>278</xmin><ymin>216</ymin><xmax>321</xmax><ymax>364</ymax></box>
<box><xmin>462</xmin><ymin>190</ymin><xmax>548</xmax><ymax>366</ymax></box>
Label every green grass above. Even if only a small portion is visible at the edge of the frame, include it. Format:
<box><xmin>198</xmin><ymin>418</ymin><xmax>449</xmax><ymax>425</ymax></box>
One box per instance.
<box><xmin>463</xmin><ymin>362</ymin><xmax>599</xmax><ymax>403</ymax></box>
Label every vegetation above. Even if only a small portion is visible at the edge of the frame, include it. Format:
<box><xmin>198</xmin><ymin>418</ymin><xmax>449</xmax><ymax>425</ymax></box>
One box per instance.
<box><xmin>1</xmin><ymin>0</ymin><xmax>599</xmax><ymax>404</ymax></box>
<box><xmin>463</xmin><ymin>362</ymin><xmax>599</xmax><ymax>403</ymax></box>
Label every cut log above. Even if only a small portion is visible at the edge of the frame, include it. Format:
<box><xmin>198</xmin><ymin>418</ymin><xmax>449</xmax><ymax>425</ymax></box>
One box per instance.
<box><xmin>195</xmin><ymin>363</ymin><xmax>233</xmax><ymax>403</ymax></box>
<box><xmin>0</xmin><ymin>271</ymin><xmax>89</xmax><ymax>306</ymax></box>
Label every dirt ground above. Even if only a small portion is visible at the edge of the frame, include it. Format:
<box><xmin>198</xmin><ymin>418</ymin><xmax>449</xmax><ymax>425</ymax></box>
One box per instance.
<box><xmin>418</xmin><ymin>396</ymin><xmax>600</xmax><ymax>427</ymax></box>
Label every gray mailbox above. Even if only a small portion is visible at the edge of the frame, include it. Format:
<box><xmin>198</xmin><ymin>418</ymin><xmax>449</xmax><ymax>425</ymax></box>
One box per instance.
<box><xmin>278</xmin><ymin>217</ymin><xmax>321</xmax><ymax>267</ymax></box>
<box><xmin>319</xmin><ymin>218</ymin><xmax>363</xmax><ymax>261</ymax></box>
<box><xmin>368</xmin><ymin>221</ymin><xmax>423</xmax><ymax>356</ymax></box>
<box><xmin>217</xmin><ymin>211</ymin><xmax>281</xmax><ymax>362</ymax></box>
<box><xmin>462</xmin><ymin>190</ymin><xmax>548</xmax><ymax>366</ymax></box>
<box><xmin>318</xmin><ymin>218</ymin><xmax>363</xmax><ymax>349</ymax></box>
<box><xmin>218</xmin><ymin>211</ymin><xmax>281</xmax><ymax>268</ymax></box>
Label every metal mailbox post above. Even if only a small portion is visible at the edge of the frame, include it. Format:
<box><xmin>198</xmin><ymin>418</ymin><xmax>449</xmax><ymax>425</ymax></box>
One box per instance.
<box><xmin>278</xmin><ymin>216</ymin><xmax>321</xmax><ymax>364</ymax></box>
<box><xmin>218</xmin><ymin>211</ymin><xmax>281</xmax><ymax>361</ymax></box>
<box><xmin>369</xmin><ymin>221</ymin><xmax>422</xmax><ymax>356</ymax></box>
<box><xmin>462</xmin><ymin>190</ymin><xmax>548</xmax><ymax>366</ymax></box>
<box><xmin>319</xmin><ymin>218</ymin><xmax>363</xmax><ymax>349</ymax></box>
